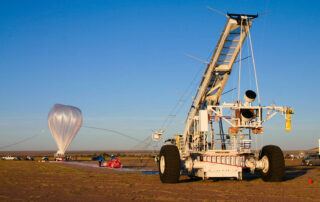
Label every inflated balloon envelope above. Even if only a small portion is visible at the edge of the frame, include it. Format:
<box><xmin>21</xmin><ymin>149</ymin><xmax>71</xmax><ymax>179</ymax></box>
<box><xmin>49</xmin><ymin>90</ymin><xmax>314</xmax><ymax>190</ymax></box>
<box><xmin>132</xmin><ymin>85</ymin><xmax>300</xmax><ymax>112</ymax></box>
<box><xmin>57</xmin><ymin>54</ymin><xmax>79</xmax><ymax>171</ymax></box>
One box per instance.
<box><xmin>48</xmin><ymin>104</ymin><xmax>82</xmax><ymax>156</ymax></box>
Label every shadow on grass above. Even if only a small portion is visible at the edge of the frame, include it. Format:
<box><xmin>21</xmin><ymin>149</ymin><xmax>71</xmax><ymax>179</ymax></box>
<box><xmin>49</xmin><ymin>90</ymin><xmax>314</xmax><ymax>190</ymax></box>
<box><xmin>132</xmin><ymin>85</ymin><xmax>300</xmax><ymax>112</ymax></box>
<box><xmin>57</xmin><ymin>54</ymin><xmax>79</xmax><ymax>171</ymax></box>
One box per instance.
<box><xmin>283</xmin><ymin>166</ymin><xmax>314</xmax><ymax>181</ymax></box>
<box><xmin>177</xmin><ymin>170</ymin><xmax>260</xmax><ymax>183</ymax></box>
<box><xmin>178</xmin><ymin>166</ymin><xmax>314</xmax><ymax>183</ymax></box>
<box><xmin>122</xmin><ymin>166</ymin><xmax>144</xmax><ymax>169</ymax></box>
<box><xmin>71</xmin><ymin>160</ymin><xmax>95</xmax><ymax>162</ymax></box>
<box><xmin>179</xmin><ymin>177</ymin><xmax>202</xmax><ymax>183</ymax></box>
<box><xmin>179</xmin><ymin>175</ymin><xmax>258</xmax><ymax>183</ymax></box>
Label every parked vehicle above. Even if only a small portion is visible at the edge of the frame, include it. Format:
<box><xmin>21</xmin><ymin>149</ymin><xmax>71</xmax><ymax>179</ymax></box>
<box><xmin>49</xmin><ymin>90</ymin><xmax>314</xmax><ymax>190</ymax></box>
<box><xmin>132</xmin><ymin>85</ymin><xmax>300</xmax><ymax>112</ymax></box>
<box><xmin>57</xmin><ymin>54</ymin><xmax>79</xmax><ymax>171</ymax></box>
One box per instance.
<box><xmin>301</xmin><ymin>154</ymin><xmax>320</xmax><ymax>166</ymax></box>
<box><xmin>42</xmin><ymin>156</ymin><xmax>49</xmax><ymax>161</ymax></box>
<box><xmin>25</xmin><ymin>156</ymin><xmax>34</xmax><ymax>161</ymax></box>
<box><xmin>2</xmin><ymin>156</ymin><xmax>15</xmax><ymax>160</ymax></box>
<box><xmin>14</xmin><ymin>156</ymin><xmax>21</xmax><ymax>160</ymax></box>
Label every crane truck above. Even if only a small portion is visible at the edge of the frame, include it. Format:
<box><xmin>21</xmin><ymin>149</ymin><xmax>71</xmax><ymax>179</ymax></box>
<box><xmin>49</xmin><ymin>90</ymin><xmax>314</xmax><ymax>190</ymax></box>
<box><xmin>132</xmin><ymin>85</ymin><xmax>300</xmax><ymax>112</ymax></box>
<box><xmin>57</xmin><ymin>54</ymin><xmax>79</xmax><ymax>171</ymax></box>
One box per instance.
<box><xmin>155</xmin><ymin>13</ymin><xmax>294</xmax><ymax>183</ymax></box>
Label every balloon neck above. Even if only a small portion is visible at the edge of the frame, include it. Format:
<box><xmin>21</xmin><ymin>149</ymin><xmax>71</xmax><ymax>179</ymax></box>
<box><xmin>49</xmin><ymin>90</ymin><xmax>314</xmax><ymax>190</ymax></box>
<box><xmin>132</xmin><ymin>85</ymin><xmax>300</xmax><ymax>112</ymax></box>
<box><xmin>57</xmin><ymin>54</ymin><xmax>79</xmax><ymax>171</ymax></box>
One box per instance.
<box><xmin>55</xmin><ymin>151</ymin><xmax>65</xmax><ymax>157</ymax></box>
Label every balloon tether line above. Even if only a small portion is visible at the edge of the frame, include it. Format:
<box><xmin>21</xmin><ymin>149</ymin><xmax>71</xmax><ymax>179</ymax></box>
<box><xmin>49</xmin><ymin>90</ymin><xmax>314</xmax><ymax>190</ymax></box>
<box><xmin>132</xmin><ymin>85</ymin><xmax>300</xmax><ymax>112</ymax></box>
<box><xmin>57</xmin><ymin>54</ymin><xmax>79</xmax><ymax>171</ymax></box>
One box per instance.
<box><xmin>82</xmin><ymin>126</ymin><xmax>142</xmax><ymax>142</ymax></box>
<box><xmin>0</xmin><ymin>129</ymin><xmax>45</xmax><ymax>150</ymax></box>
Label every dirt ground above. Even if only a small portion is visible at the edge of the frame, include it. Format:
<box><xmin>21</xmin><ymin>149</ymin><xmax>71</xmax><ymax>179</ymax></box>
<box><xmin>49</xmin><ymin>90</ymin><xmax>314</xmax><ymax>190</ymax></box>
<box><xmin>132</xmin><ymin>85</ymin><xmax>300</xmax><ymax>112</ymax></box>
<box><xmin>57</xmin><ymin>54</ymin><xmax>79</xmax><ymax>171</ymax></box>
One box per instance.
<box><xmin>0</xmin><ymin>158</ymin><xmax>319</xmax><ymax>201</ymax></box>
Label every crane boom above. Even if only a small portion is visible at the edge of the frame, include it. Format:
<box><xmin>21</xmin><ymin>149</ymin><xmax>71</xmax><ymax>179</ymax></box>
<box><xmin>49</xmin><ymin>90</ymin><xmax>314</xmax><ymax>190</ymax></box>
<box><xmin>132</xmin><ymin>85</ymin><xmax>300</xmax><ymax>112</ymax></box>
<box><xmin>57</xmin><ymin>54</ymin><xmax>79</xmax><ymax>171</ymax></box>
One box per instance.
<box><xmin>183</xmin><ymin>14</ymin><xmax>256</xmax><ymax>147</ymax></box>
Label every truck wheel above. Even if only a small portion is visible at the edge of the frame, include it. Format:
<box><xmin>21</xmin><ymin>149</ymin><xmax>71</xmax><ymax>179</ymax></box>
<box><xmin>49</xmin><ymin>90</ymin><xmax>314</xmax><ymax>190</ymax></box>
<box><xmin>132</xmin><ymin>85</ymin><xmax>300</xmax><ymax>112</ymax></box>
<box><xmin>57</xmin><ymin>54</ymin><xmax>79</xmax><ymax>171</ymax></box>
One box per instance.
<box><xmin>159</xmin><ymin>145</ymin><xmax>181</xmax><ymax>183</ymax></box>
<box><xmin>259</xmin><ymin>145</ymin><xmax>285</xmax><ymax>182</ymax></box>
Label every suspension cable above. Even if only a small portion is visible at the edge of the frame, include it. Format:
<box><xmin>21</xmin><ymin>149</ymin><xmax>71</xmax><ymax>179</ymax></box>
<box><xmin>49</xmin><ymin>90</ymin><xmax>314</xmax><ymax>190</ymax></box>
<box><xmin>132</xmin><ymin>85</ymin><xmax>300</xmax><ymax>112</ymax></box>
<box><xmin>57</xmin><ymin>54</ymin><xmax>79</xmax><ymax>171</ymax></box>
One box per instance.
<box><xmin>248</xmin><ymin>28</ymin><xmax>261</xmax><ymax>105</ymax></box>
<box><xmin>238</xmin><ymin>18</ymin><xmax>243</xmax><ymax>101</ymax></box>
<box><xmin>246</xmin><ymin>31</ymin><xmax>252</xmax><ymax>89</ymax></box>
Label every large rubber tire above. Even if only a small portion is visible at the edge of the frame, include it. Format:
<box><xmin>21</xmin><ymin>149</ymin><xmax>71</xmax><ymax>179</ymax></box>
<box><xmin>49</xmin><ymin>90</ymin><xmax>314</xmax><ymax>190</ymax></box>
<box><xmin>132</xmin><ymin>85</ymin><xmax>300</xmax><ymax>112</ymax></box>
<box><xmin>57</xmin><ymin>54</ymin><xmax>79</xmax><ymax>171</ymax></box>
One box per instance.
<box><xmin>259</xmin><ymin>145</ymin><xmax>285</xmax><ymax>182</ymax></box>
<box><xmin>159</xmin><ymin>145</ymin><xmax>181</xmax><ymax>183</ymax></box>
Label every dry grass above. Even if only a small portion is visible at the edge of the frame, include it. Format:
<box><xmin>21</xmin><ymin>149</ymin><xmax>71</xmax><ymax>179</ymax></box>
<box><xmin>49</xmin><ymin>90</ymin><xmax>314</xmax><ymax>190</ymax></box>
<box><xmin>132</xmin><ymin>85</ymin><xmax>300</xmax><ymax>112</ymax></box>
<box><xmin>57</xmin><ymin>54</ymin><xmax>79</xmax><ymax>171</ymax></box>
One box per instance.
<box><xmin>0</xmin><ymin>159</ymin><xmax>319</xmax><ymax>201</ymax></box>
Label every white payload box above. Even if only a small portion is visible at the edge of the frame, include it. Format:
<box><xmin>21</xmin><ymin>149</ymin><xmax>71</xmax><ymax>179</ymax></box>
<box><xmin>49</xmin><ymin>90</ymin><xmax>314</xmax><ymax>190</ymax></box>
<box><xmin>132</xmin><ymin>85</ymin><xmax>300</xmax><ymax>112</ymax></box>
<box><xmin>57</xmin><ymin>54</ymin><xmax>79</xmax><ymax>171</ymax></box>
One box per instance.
<box><xmin>199</xmin><ymin>110</ymin><xmax>208</xmax><ymax>132</ymax></box>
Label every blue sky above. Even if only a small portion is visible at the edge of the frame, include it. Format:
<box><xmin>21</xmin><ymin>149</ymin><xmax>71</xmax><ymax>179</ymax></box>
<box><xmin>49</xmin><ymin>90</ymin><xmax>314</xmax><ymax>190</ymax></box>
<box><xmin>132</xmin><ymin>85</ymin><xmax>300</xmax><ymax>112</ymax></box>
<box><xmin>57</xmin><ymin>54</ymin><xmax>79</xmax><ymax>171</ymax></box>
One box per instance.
<box><xmin>0</xmin><ymin>0</ymin><xmax>319</xmax><ymax>151</ymax></box>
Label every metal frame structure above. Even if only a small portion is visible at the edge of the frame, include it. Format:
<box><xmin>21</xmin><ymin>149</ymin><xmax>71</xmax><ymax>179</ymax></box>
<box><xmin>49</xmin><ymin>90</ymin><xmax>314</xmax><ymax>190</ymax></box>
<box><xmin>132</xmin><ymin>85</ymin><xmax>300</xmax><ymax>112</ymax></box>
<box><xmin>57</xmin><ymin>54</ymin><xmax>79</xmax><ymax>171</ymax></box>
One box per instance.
<box><xmin>157</xmin><ymin>13</ymin><xmax>294</xmax><ymax>182</ymax></box>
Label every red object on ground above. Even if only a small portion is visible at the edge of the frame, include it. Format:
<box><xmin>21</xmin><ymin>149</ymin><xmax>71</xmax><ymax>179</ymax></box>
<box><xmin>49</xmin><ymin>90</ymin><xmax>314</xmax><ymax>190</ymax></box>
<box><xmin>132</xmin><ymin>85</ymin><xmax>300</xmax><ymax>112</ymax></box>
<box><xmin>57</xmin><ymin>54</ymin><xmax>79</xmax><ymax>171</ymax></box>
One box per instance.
<box><xmin>107</xmin><ymin>158</ymin><xmax>122</xmax><ymax>168</ymax></box>
<box><xmin>309</xmin><ymin>178</ymin><xmax>312</xmax><ymax>184</ymax></box>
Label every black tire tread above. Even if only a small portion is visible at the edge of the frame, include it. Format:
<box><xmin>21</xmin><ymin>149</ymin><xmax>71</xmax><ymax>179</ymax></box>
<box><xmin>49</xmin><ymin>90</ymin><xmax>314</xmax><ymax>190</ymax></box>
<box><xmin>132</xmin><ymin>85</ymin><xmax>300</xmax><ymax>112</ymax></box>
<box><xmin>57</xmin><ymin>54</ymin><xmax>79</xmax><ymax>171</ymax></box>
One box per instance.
<box><xmin>259</xmin><ymin>145</ymin><xmax>285</xmax><ymax>182</ymax></box>
<box><xmin>159</xmin><ymin>145</ymin><xmax>180</xmax><ymax>183</ymax></box>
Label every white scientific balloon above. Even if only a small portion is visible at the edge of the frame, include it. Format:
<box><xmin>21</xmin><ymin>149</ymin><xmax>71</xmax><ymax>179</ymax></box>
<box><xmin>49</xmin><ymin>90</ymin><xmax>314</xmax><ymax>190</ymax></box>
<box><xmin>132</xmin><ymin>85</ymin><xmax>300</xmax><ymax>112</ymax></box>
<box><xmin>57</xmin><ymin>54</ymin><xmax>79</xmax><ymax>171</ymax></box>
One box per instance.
<box><xmin>48</xmin><ymin>104</ymin><xmax>82</xmax><ymax>156</ymax></box>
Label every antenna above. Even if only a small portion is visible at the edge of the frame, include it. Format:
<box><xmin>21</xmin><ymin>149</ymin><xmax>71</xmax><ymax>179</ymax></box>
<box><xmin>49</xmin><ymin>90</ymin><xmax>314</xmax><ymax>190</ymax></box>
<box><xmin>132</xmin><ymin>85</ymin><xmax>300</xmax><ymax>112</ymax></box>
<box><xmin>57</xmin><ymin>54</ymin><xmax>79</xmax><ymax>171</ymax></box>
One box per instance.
<box><xmin>185</xmin><ymin>53</ymin><xmax>209</xmax><ymax>64</ymax></box>
<box><xmin>221</xmin><ymin>88</ymin><xmax>236</xmax><ymax>96</ymax></box>
<box><xmin>173</xmin><ymin>89</ymin><xmax>194</xmax><ymax>99</ymax></box>
<box><xmin>206</xmin><ymin>6</ymin><xmax>227</xmax><ymax>17</ymax></box>
<box><xmin>234</xmin><ymin>56</ymin><xmax>251</xmax><ymax>64</ymax></box>
<box><xmin>259</xmin><ymin>11</ymin><xmax>270</xmax><ymax>16</ymax></box>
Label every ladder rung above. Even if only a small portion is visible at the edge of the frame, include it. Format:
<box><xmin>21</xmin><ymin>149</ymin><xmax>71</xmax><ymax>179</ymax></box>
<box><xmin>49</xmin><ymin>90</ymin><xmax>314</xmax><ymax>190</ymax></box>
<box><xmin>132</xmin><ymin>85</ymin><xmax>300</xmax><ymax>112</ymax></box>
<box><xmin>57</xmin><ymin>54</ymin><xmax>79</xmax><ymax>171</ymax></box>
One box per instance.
<box><xmin>229</xmin><ymin>32</ymin><xmax>240</xmax><ymax>34</ymax></box>
<box><xmin>223</xmin><ymin>47</ymin><xmax>236</xmax><ymax>49</ymax></box>
<box><xmin>226</xmin><ymin>40</ymin><xmax>240</xmax><ymax>42</ymax></box>
<box><xmin>218</xmin><ymin>61</ymin><xmax>231</xmax><ymax>63</ymax></box>
<box><xmin>220</xmin><ymin>54</ymin><xmax>233</xmax><ymax>56</ymax></box>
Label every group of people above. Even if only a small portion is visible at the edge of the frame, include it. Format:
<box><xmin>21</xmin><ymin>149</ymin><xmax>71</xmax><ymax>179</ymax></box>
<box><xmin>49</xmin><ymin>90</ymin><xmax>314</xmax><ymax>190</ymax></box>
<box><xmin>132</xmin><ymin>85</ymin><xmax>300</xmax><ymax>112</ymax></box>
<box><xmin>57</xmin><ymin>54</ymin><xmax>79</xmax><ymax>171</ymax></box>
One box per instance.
<box><xmin>97</xmin><ymin>154</ymin><xmax>160</xmax><ymax>168</ymax></box>
<box><xmin>98</xmin><ymin>154</ymin><xmax>115</xmax><ymax>167</ymax></box>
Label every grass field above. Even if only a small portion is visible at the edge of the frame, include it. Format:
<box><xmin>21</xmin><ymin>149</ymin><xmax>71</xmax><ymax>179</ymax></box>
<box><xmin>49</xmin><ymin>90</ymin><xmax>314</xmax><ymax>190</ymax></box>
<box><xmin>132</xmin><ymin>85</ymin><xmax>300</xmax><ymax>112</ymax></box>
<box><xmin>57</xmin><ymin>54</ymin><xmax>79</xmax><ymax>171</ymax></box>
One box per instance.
<box><xmin>0</xmin><ymin>159</ymin><xmax>319</xmax><ymax>201</ymax></box>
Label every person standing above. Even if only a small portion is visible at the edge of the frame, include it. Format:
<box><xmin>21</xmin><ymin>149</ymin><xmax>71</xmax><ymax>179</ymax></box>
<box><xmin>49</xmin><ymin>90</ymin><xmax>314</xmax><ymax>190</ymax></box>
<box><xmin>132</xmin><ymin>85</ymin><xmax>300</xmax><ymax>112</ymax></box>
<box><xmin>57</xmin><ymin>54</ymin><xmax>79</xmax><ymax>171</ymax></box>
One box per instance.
<box><xmin>98</xmin><ymin>156</ymin><xmax>104</xmax><ymax>167</ymax></box>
